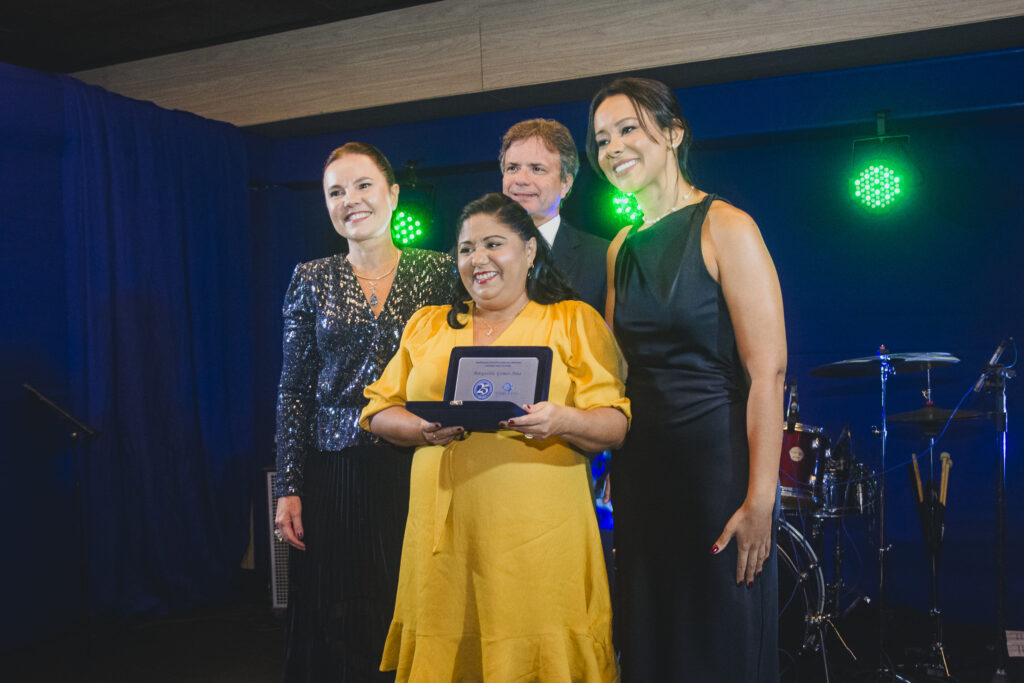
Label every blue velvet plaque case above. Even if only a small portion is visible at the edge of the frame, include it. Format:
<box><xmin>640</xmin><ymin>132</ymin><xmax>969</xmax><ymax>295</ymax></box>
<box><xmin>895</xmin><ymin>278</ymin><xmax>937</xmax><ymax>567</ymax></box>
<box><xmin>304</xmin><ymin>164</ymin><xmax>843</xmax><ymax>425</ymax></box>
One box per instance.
<box><xmin>406</xmin><ymin>346</ymin><xmax>552</xmax><ymax>431</ymax></box>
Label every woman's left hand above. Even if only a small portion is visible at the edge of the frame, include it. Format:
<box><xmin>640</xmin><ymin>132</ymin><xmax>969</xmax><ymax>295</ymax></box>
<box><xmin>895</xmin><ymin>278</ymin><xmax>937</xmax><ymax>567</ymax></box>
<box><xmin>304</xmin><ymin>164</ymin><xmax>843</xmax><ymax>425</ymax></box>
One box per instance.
<box><xmin>711</xmin><ymin>499</ymin><xmax>775</xmax><ymax>586</ymax></box>
<box><xmin>499</xmin><ymin>402</ymin><xmax>566</xmax><ymax>441</ymax></box>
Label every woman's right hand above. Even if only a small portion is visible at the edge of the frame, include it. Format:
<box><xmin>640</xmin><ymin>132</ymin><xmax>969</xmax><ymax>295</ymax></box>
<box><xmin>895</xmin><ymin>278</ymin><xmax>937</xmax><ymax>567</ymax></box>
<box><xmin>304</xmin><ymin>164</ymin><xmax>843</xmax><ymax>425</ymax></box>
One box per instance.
<box><xmin>421</xmin><ymin>421</ymin><xmax>464</xmax><ymax>447</ymax></box>
<box><xmin>275</xmin><ymin>495</ymin><xmax>306</xmax><ymax>550</ymax></box>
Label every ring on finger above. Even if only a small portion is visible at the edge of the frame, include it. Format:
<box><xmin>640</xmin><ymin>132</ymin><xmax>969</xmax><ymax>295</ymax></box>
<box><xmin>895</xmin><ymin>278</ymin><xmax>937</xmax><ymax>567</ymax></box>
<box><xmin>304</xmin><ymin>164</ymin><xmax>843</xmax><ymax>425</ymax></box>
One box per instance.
<box><xmin>273</xmin><ymin>528</ymin><xmax>284</xmax><ymax>542</ymax></box>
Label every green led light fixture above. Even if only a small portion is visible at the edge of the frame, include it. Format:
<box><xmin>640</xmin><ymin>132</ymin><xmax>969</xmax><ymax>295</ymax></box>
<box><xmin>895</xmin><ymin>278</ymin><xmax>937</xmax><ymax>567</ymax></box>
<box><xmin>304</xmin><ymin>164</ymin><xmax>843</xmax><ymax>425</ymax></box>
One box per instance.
<box><xmin>611</xmin><ymin>191</ymin><xmax>643</xmax><ymax>225</ymax></box>
<box><xmin>853</xmin><ymin>164</ymin><xmax>902</xmax><ymax>210</ymax></box>
<box><xmin>391</xmin><ymin>206</ymin><xmax>427</xmax><ymax>245</ymax></box>
<box><xmin>392</xmin><ymin>160</ymin><xmax>434</xmax><ymax>246</ymax></box>
<box><xmin>849</xmin><ymin>111</ymin><xmax>915</xmax><ymax>213</ymax></box>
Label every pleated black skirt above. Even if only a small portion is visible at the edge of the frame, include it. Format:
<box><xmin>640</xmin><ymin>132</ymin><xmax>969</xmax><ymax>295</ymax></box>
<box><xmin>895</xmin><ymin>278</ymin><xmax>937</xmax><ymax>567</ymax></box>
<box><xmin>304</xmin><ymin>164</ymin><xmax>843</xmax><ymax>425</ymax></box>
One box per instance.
<box><xmin>281</xmin><ymin>444</ymin><xmax>412</xmax><ymax>682</ymax></box>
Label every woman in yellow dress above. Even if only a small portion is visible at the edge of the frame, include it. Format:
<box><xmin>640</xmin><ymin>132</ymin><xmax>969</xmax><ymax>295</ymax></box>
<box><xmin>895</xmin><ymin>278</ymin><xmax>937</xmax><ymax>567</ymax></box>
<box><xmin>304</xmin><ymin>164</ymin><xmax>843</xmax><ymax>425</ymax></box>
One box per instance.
<box><xmin>360</xmin><ymin>192</ymin><xmax>628</xmax><ymax>682</ymax></box>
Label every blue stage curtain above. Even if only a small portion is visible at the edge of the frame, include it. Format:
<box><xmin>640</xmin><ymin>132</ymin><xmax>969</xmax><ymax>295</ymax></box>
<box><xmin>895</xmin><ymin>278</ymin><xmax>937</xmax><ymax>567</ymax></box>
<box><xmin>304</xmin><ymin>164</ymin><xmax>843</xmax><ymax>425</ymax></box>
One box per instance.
<box><xmin>60</xmin><ymin>76</ymin><xmax>255</xmax><ymax>616</ymax></box>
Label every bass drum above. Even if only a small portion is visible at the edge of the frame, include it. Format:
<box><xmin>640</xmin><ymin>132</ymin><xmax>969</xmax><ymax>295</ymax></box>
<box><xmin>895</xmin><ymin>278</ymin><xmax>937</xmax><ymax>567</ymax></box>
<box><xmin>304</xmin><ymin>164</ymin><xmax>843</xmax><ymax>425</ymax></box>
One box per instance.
<box><xmin>777</xmin><ymin>518</ymin><xmax>825</xmax><ymax>672</ymax></box>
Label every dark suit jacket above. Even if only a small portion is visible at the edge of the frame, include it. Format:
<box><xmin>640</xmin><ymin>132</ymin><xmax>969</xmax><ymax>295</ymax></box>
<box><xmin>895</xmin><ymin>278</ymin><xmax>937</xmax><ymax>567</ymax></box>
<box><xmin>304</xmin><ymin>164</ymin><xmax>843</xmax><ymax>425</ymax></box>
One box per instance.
<box><xmin>549</xmin><ymin>219</ymin><xmax>610</xmax><ymax>314</ymax></box>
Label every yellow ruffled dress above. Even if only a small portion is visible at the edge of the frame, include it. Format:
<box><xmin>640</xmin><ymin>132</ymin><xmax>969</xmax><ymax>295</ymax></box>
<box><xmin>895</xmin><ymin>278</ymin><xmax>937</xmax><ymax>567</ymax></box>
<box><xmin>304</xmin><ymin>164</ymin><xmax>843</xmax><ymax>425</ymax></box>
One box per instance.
<box><xmin>360</xmin><ymin>300</ymin><xmax>628</xmax><ymax>682</ymax></box>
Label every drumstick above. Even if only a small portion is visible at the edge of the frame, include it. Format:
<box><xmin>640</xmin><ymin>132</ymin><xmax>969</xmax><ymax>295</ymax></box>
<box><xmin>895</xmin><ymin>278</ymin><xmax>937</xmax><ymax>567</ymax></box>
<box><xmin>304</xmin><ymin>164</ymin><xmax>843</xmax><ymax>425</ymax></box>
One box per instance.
<box><xmin>941</xmin><ymin>452</ymin><xmax>951</xmax><ymax>504</ymax></box>
<box><xmin>911</xmin><ymin>453</ymin><xmax>924</xmax><ymax>503</ymax></box>
<box><xmin>940</xmin><ymin>452</ymin><xmax>952</xmax><ymax>505</ymax></box>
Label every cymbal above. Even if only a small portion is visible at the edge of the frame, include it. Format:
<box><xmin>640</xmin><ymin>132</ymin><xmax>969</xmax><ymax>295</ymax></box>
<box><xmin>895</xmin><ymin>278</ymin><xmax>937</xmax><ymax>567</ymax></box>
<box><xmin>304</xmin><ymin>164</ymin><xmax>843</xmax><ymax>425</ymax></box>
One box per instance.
<box><xmin>810</xmin><ymin>352</ymin><xmax>959</xmax><ymax>378</ymax></box>
<box><xmin>889</xmin><ymin>405</ymin><xmax>985</xmax><ymax>425</ymax></box>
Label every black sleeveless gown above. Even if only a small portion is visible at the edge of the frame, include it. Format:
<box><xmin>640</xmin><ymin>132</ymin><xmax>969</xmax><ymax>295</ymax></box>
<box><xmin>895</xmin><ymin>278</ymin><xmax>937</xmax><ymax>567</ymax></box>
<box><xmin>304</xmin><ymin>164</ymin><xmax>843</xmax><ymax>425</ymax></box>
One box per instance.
<box><xmin>613</xmin><ymin>194</ymin><xmax>779</xmax><ymax>682</ymax></box>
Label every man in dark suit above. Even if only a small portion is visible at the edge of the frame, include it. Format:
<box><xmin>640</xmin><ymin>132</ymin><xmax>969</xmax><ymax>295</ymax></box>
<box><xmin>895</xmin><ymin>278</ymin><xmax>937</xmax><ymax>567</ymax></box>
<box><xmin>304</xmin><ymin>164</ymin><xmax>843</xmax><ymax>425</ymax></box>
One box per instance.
<box><xmin>500</xmin><ymin>119</ymin><xmax>609</xmax><ymax>314</ymax></box>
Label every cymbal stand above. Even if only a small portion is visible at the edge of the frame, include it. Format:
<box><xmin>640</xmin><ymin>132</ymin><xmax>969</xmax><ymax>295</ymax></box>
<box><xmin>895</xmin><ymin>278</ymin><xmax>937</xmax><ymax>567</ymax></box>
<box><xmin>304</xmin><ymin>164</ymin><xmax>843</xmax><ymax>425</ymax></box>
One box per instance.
<box><xmin>862</xmin><ymin>347</ymin><xmax>911</xmax><ymax>682</ymax></box>
<box><xmin>915</xmin><ymin>368</ymin><xmax>957</xmax><ymax>681</ymax></box>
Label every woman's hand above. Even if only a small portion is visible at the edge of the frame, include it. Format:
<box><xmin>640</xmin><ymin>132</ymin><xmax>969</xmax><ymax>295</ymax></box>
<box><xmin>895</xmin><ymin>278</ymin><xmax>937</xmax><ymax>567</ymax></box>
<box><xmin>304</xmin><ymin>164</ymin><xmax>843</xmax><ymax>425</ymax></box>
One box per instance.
<box><xmin>711</xmin><ymin>498</ymin><xmax>774</xmax><ymax>586</ymax></box>
<box><xmin>501</xmin><ymin>403</ymin><xmax>627</xmax><ymax>452</ymax></box>
<box><xmin>421</xmin><ymin>421</ymin><xmax>464</xmax><ymax>446</ymax></box>
<box><xmin>369</xmin><ymin>406</ymin><xmax>464</xmax><ymax>447</ymax></box>
<box><xmin>275</xmin><ymin>495</ymin><xmax>306</xmax><ymax>551</ymax></box>
<box><xmin>500</xmin><ymin>402</ymin><xmax>566</xmax><ymax>441</ymax></box>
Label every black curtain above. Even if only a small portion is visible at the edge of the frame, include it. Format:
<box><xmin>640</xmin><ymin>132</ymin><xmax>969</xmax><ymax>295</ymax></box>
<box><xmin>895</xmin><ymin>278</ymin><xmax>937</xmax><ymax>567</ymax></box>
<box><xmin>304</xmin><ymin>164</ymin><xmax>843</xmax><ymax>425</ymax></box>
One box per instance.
<box><xmin>60</xmin><ymin>75</ymin><xmax>255</xmax><ymax>616</ymax></box>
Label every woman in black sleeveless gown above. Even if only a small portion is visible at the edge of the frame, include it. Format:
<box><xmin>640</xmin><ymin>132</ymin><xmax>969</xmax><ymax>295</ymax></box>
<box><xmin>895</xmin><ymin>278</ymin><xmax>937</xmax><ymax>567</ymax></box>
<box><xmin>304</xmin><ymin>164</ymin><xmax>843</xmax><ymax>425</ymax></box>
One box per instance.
<box><xmin>587</xmin><ymin>78</ymin><xmax>787</xmax><ymax>681</ymax></box>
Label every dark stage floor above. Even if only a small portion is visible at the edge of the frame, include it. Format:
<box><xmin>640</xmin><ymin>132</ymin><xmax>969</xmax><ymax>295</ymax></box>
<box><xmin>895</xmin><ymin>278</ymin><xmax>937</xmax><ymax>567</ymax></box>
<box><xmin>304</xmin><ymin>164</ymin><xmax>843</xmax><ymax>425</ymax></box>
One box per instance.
<box><xmin>1</xmin><ymin>573</ymin><xmax>1019</xmax><ymax>682</ymax></box>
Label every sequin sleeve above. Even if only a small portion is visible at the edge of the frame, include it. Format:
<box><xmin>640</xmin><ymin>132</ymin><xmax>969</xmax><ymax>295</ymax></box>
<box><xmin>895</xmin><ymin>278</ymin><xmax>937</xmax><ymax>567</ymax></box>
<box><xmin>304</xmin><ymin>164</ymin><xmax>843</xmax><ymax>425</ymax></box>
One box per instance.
<box><xmin>275</xmin><ymin>263</ymin><xmax>320</xmax><ymax>497</ymax></box>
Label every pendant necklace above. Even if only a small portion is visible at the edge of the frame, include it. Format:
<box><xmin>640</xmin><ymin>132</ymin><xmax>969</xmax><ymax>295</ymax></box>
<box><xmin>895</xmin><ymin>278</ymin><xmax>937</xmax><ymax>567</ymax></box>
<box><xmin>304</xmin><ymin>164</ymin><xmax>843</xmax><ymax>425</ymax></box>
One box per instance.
<box><xmin>348</xmin><ymin>254</ymin><xmax>399</xmax><ymax>309</ymax></box>
<box><xmin>476</xmin><ymin>300</ymin><xmax>529</xmax><ymax>337</ymax></box>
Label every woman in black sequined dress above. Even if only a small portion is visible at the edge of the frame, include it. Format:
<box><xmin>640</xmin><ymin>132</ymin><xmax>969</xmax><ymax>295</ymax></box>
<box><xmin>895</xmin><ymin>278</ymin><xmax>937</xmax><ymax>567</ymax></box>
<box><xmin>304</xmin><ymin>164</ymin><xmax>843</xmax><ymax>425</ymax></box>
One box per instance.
<box><xmin>588</xmin><ymin>78</ymin><xmax>787</xmax><ymax>681</ymax></box>
<box><xmin>273</xmin><ymin>143</ymin><xmax>453</xmax><ymax>682</ymax></box>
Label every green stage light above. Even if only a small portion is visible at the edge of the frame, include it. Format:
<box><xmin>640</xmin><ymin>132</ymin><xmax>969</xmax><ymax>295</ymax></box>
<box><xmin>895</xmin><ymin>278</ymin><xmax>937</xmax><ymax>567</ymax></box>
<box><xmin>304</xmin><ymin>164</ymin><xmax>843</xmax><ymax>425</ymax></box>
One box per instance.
<box><xmin>391</xmin><ymin>205</ymin><xmax>429</xmax><ymax>245</ymax></box>
<box><xmin>612</xmin><ymin>192</ymin><xmax>643</xmax><ymax>225</ymax></box>
<box><xmin>852</xmin><ymin>163</ymin><xmax>902</xmax><ymax>210</ymax></box>
<box><xmin>848</xmin><ymin>110</ymin><xmax>916</xmax><ymax>213</ymax></box>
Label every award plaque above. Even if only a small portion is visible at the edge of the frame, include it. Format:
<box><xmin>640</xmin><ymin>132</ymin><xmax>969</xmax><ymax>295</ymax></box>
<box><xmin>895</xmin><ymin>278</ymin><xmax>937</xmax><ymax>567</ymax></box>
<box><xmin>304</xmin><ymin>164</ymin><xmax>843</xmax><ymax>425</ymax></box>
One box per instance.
<box><xmin>405</xmin><ymin>346</ymin><xmax>552</xmax><ymax>431</ymax></box>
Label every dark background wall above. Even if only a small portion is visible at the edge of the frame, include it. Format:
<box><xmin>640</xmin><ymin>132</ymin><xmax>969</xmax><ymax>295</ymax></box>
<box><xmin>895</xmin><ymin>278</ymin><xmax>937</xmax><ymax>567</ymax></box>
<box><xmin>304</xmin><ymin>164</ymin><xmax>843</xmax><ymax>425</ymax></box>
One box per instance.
<box><xmin>3</xmin><ymin>47</ymin><xmax>1021</xmax><ymax>649</ymax></box>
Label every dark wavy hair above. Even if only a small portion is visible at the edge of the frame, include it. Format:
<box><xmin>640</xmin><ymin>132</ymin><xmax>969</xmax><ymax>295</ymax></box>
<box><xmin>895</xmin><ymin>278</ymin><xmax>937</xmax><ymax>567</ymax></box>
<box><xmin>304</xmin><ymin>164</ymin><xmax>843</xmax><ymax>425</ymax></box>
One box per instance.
<box><xmin>447</xmin><ymin>193</ymin><xmax>579</xmax><ymax>329</ymax></box>
<box><xmin>585</xmin><ymin>77</ymin><xmax>694</xmax><ymax>184</ymax></box>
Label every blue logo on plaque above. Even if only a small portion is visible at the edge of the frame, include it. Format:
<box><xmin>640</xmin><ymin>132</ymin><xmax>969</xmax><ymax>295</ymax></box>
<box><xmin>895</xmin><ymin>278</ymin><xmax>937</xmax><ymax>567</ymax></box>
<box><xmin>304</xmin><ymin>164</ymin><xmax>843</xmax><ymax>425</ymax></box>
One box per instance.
<box><xmin>473</xmin><ymin>379</ymin><xmax>493</xmax><ymax>399</ymax></box>
<box><xmin>502</xmin><ymin>382</ymin><xmax>513</xmax><ymax>392</ymax></box>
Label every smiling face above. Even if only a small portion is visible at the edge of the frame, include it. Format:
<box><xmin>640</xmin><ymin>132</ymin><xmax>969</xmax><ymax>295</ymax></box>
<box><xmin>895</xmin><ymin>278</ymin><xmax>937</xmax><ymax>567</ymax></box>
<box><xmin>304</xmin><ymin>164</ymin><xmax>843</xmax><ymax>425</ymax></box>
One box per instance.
<box><xmin>323</xmin><ymin>153</ymin><xmax>399</xmax><ymax>244</ymax></box>
<box><xmin>592</xmin><ymin>94</ymin><xmax>682</xmax><ymax>195</ymax></box>
<box><xmin>457</xmin><ymin>212</ymin><xmax>536</xmax><ymax>315</ymax></box>
<box><xmin>501</xmin><ymin>136</ymin><xmax>573</xmax><ymax>227</ymax></box>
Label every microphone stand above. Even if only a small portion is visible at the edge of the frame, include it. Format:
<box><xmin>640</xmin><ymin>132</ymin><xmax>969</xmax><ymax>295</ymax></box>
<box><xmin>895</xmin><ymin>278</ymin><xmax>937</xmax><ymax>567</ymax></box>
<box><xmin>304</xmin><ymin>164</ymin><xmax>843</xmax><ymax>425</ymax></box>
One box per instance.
<box><xmin>22</xmin><ymin>384</ymin><xmax>100</xmax><ymax>679</ymax></box>
<box><xmin>978</xmin><ymin>362</ymin><xmax>1014</xmax><ymax>682</ymax></box>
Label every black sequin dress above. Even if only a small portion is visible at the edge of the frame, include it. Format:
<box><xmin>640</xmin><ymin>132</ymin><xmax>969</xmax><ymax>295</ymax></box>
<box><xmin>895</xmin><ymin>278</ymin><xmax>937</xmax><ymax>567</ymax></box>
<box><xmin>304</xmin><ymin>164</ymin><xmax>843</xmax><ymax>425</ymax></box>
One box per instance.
<box><xmin>275</xmin><ymin>248</ymin><xmax>453</xmax><ymax>682</ymax></box>
<box><xmin>612</xmin><ymin>195</ymin><xmax>779</xmax><ymax>682</ymax></box>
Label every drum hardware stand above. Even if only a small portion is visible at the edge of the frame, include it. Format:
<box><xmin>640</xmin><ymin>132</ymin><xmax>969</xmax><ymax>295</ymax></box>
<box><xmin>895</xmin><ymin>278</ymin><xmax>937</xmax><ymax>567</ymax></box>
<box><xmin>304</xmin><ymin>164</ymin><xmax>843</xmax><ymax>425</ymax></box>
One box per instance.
<box><xmin>907</xmin><ymin>454</ymin><xmax>958</xmax><ymax>682</ymax></box>
<box><xmin>921</xmin><ymin>368</ymin><xmax>953</xmax><ymax>681</ymax></box>
<box><xmin>974</xmin><ymin>339</ymin><xmax>1014</xmax><ymax>683</ymax></box>
<box><xmin>779</xmin><ymin>517</ymin><xmax>834</xmax><ymax>683</ymax></box>
<box><xmin>907</xmin><ymin>367</ymin><xmax>958</xmax><ymax>682</ymax></box>
<box><xmin>856</xmin><ymin>346</ymin><xmax>911</xmax><ymax>682</ymax></box>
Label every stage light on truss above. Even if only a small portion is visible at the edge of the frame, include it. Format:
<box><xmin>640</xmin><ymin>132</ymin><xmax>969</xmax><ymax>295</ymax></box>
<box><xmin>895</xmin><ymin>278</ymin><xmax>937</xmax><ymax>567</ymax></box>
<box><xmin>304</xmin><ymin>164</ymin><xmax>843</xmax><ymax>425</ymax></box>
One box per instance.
<box><xmin>611</xmin><ymin>191</ymin><xmax>643</xmax><ymax>225</ymax></box>
<box><xmin>848</xmin><ymin>111</ymin><xmax>917</xmax><ymax>213</ymax></box>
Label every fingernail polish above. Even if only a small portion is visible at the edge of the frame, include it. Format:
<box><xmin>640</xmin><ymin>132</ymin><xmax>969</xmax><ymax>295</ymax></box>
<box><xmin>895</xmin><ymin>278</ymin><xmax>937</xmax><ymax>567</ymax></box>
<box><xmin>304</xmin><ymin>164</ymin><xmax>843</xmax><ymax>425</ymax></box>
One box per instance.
<box><xmin>508</xmin><ymin>419</ymin><xmax>515</xmax><ymax>425</ymax></box>
<box><xmin>747</xmin><ymin>581</ymin><xmax>753</xmax><ymax>588</ymax></box>
<box><xmin>298</xmin><ymin>532</ymin><xmax>303</xmax><ymax>540</ymax></box>
<box><xmin>710</xmin><ymin>545</ymin><xmax>719</xmax><ymax>555</ymax></box>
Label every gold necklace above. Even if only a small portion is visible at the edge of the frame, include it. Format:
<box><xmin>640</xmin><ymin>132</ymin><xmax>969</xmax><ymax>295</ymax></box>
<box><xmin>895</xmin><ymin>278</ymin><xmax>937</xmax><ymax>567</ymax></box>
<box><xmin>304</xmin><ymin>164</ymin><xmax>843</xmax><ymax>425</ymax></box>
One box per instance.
<box><xmin>641</xmin><ymin>183</ymin><xmax>695</xmax><ymax>228</ymax></box>
<box><xmin>347</xmin><ymin>254</ymin><xmax>399</xmax><ymax>308</ymax></box>
<box><xmin>475</xmin><ymin>300</ymin><xmax>529</xmax><ymax>337</ymax></box>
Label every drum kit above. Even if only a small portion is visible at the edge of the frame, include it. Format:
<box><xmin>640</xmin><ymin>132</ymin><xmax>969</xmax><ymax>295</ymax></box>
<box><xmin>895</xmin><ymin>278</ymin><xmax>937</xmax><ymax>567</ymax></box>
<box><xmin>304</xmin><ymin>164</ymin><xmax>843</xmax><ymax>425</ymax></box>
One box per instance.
<box><xmin>776</xmin><ymin>345</ymin><xmax>1012</xmax><ymax>682</ymax></box>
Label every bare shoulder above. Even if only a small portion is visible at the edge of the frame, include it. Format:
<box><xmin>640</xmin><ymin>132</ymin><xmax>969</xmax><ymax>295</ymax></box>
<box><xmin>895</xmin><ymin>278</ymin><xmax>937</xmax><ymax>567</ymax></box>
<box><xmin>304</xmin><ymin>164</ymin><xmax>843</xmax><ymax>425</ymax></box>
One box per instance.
<box><xmin>706</xmin><ymin>200</ymin><xmax>761</xmax><ymax>246</ymax></box>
